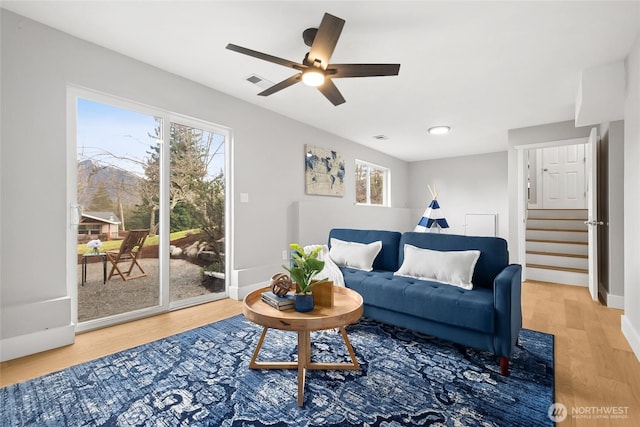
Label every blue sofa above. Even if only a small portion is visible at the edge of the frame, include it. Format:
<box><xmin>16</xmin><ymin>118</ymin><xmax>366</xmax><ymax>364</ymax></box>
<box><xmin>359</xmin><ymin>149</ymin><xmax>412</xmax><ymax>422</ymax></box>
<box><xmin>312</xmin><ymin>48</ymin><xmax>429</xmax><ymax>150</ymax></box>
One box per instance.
<box><xmin>328</xmin><ymin>228</ymin><xmax>522</xmax><ymax>375</ymax></box>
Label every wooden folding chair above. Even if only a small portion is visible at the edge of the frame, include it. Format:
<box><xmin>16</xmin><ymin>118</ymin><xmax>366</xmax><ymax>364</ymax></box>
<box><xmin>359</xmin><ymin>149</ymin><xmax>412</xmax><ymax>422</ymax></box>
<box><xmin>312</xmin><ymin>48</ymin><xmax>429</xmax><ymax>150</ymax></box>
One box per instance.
<box><xmin>106</xmin><ymin>229</ymin><xmax>149</xmax><ymax>281</ymax></box>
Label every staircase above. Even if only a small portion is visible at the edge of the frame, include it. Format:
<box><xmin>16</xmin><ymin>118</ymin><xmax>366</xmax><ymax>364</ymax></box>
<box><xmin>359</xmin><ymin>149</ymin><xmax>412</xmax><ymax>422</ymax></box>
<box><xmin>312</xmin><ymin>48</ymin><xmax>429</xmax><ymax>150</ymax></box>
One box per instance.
<box><xmin>526</xmin><ymin>209</ymin><xmax>589</xmax><ymax>286</ymax></box>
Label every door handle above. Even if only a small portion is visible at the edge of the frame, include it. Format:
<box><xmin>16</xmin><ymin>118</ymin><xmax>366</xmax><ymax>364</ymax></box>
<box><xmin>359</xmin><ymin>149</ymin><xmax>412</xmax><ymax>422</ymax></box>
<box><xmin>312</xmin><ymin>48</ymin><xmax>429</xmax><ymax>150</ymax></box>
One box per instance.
<box><xmin>583</xmin><ymin>220</ymin><xmax>604</xmax><ymax>226</ymax></box>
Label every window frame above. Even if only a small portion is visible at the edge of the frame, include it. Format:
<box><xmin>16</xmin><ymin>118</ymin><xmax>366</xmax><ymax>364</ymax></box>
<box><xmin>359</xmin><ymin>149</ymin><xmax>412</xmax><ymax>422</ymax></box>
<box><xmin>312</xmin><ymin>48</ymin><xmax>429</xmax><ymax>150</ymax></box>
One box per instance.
<box><xmin>67</xmin><ymin>85</ymin><xmax>233</xmax><ymax>331</ymax></box>
<box><xmin>354</xmin><ymin>159</ymin><xmax>391</xmax><ymax>207</ymax></box>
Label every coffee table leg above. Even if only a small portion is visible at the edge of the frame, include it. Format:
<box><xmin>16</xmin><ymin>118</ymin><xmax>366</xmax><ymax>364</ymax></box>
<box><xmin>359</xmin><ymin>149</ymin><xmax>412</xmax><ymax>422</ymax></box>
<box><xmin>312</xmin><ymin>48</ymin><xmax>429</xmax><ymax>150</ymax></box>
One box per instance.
<box><xmin>297</xmin><ymin>330</ymin><xmax>311</xmax><ymax>406</ymax></box>
<box><xmin>249</xmin><ymin>327</ymin><xmax>269</xmax><ymax>369</ymax></box>
<box><xmin>339</xmin><ymin>327</ymin><xmax>360</xmax><ymax>369</ymax></box>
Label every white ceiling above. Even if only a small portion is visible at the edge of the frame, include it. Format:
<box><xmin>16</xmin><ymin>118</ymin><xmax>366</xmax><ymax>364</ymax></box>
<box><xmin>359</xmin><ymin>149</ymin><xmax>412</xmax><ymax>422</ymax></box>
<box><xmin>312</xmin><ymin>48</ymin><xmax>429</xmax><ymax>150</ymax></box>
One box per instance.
<box><xmin>3</xmin><ymin>1</ymin><xmax>639</xmax><ymax>161</ymax></box>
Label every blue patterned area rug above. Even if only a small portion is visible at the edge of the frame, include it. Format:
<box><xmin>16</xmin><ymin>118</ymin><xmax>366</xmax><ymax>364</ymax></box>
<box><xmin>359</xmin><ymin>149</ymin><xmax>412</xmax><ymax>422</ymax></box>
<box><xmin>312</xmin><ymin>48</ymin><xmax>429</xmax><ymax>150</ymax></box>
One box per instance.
<box><xmin>1</xmin><ymin>315</ymin><xmax>554</xmax><ymax>426</ymax></box>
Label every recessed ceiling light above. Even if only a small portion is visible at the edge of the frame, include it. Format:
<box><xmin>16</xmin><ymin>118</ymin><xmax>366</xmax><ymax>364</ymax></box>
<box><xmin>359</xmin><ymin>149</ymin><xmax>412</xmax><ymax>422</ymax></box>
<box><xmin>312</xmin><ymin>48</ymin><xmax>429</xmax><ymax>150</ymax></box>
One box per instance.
<box><xmin>428</xmin><ymin>126</ymin><xmax>451</xmax><ymax>135</ymax></box>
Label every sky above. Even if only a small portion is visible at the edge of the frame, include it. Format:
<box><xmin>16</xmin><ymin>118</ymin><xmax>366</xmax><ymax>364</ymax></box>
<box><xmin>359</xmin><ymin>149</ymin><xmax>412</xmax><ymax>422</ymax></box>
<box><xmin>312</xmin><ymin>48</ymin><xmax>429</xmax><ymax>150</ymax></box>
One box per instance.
<box><xmin>77</xmin><ymin>98</ymin><xmax>225</xmax><ymax>178</ymax></box>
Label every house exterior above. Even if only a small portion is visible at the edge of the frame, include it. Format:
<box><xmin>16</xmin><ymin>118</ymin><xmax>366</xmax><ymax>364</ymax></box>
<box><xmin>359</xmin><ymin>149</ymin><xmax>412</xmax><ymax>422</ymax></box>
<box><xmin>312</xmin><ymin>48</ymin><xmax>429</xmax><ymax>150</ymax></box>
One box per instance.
<box><xmin>79</xmin><ymin>211</ymin><xmax>121</xmax><ymax>241</ymax></box>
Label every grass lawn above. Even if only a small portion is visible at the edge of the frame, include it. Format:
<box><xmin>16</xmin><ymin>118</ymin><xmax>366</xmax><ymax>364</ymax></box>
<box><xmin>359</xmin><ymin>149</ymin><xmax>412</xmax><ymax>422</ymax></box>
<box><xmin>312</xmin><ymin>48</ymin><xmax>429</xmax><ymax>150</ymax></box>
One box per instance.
<box><xmin>77</xmin><ymin>229</ymin><xmax>198</xmax><ymax>254</ymax></box>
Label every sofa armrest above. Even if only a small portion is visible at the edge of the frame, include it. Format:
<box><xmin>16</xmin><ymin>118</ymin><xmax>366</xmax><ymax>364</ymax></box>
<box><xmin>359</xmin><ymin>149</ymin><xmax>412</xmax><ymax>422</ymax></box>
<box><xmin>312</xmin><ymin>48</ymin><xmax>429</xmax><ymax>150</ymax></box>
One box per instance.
<box><xmin>493</xmin><ymin>264</ymin><xmax>522</xmax><ymax>357</ymax></box>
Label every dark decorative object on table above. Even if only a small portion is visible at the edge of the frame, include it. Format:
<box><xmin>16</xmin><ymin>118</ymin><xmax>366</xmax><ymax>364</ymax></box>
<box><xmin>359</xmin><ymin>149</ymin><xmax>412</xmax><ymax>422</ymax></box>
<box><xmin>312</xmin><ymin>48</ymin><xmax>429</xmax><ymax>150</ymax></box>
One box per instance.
<box><xmin>293</xmin><ymin>293</ymin><xmax>314</xmax><ymax>312</ymax></box>
<box><xmin>269</xmin><ymin>273</ymin><xmax>292</xmax><ymax>297</ymax></box>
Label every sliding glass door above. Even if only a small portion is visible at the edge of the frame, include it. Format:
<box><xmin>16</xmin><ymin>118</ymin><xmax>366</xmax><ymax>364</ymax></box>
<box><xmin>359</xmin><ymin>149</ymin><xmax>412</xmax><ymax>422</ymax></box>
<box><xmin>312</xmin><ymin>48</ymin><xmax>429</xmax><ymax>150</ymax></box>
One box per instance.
<box><xmin>167</xmin><ymin>121</ymin><xmax>227</xmax><ymax>308</ymax></box>
<box><xmin>72</xmin><ymin>89</ymin><xmax>229</xmax><ymax>330</ymax></box>
<box><xmin>76</xmin><ymin>98</ymin><xmax>161</xmax><ymax>324</ymax></box>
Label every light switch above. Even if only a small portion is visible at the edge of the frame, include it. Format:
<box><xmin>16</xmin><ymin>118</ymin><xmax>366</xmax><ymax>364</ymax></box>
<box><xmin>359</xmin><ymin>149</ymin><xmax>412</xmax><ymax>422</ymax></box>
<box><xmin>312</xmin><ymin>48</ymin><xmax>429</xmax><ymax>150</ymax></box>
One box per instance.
<box><xmin>240</xmin><ymin>193</ymin><xmax>249</xmax><ymax>203</ymax></box>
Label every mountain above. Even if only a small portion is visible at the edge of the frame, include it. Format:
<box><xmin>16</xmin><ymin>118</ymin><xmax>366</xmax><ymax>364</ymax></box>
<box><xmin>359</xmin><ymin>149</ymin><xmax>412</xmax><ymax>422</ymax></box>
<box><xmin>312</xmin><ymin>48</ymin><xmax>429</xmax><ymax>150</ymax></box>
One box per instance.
<box><xmin>77</xmin><ymin>159</ymin><xmax>143</xmax><ymax>208</ymax></box>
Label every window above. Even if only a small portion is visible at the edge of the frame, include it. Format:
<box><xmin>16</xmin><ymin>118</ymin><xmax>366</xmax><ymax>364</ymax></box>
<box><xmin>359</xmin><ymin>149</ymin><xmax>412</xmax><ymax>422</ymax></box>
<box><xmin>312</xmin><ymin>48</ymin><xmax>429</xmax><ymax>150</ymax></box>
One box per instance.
<box><xmin>78</xmin><ymin>225</ymin><xmax>101</xmax><ymax>235</ymax></box>
<box><xmin>355</xmin><ymin>160</ymin><xmax>390</xmax><ymax>206</ymax></box>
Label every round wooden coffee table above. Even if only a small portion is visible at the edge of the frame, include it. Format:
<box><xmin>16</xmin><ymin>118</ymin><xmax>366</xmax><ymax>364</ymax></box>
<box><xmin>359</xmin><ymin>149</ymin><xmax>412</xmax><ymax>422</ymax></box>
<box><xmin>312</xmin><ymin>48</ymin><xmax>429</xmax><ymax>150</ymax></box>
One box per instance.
<box><xmin>243</xmin><ymin>286</ymin><xmax>363</xmax><ymax>406</ymax></box>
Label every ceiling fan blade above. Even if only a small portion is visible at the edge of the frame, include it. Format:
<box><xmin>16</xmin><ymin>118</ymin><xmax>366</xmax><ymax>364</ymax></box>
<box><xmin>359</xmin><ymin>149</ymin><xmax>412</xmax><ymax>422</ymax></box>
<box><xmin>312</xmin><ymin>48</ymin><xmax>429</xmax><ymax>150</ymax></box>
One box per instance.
<box><xmin>226</xmin><ymin>43</ymin><xmax>305</xmax><ymax>70</ymax></box>
<box><xmin>317</xmin><ymin>80</ymin><xmax>346</xmax><ymax>106</ymax></box>
<box><xmin>258</xmin><ymin>74</ymin><xmax>302</xmax><ymax>96</ymax></box>
<box><xmin>328</xmin><ymin>63</ymin><xmax>401</xmax><ymax>78</ymax></box>
<box><xmin>307</xmin><ymin>13</ymin><xmax>345</xmax><ymax>68</ymax></box>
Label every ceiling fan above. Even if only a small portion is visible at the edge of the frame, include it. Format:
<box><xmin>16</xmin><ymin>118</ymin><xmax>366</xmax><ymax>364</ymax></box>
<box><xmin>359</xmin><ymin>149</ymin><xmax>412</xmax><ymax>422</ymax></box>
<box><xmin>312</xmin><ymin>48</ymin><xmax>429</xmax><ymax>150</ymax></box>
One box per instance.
<box><xmin>226</xmin><ymin>13</ymin><xmax>401</xmax><ymax>106</ymax></box>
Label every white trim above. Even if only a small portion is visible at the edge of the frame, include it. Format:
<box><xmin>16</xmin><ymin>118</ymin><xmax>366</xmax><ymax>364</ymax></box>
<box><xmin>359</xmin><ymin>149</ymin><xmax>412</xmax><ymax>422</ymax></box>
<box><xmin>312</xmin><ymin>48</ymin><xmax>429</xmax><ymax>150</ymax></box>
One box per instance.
<box><xmin>607</xmin><ymin>293</ymin><xmax>625</xmax><ymax>309</ymax></box>
<box><xmin>76</xmin><ymin>305</ymin><xmax>166</xmax><ymax>333</ymax></box>
<box><xmin>0</xmin><ymin>324</ymin><xmax>75</xmax><ymax>362</ymax></box>
<box><xmin>517</xmin><ymin>149</ymin><xmax>527</xmax><ymax>273</ymax></box>
<box><xmin>515</xmin><ymin>137</ymin><xmax>588</xmax><ymax>151</ymax></box>
<box><xmin>515</xmin><ymin>137</ymin><xmax>591</xmax><ymax>283</ymax></box>
<box><xmin>67</xmin><ymin>86</ymin><xmax>80</xmax><ymax>326</ymax></box>
<box><xmin>0</xmin><ymin>296</ymin><xmax>75</xmax><ymax>360</ymax></box>
<box><xmin>621</xmin><ymin>315</ymin><xmax>640</xmax><ymax>362</ymax></box>
<box><xmin>355</xmin><ymin>159</ymin><xmax>391</xmax><ymax>207</ymax></box>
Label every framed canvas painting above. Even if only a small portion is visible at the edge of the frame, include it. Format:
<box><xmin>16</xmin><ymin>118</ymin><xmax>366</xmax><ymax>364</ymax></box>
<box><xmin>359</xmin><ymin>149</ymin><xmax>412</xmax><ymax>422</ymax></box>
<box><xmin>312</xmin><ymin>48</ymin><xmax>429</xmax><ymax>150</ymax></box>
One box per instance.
<box><xmin>304</xmin><ymin>144</ymin><xmax>345</xmax><ymax>196</ymax></box>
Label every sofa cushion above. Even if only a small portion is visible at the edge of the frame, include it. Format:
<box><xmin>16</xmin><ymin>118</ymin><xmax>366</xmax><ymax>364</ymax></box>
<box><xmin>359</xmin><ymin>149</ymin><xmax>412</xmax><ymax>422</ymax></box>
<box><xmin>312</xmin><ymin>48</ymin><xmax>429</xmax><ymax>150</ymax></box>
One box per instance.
<box><xmin>342</xmin><ymin>268</ymin><xmax>495</xmax><ymax>334</ymax></box>
<box><xmin>394</xmin><ymin>244</ymin><xmax>480</xmax><ymax>290</ymax></box>
<box><xmin>329</xmin><ymin>238</ymin><xmax>382</xmax><ymax>271</ymax></box>
<box><xmin>328</xmin><ymin>229</ymin><xmax>402</xmax><ymax>271</ymax></box>
<box><xmin>399</xmin><ymin>232</ymin><xmax>508</xmax><ymax>289</ymax></box>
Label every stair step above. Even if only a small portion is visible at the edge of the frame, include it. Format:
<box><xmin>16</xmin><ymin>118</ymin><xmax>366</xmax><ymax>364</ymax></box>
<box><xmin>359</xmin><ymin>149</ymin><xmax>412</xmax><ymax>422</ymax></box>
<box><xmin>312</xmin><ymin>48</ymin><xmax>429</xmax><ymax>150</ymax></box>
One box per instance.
<box><xmin>526</xmin><ymin>266</ymin><xmax>589</xmax><ymax>286</ymax></box>
<box><xmin>528</xmin><ymin>217</ymin><xmax>587</xmax><ymax>221</ymax></box>
<box><xmin>526</xmin><ymin>250</ymin><xmax>588</xmax><ymax>259</ymax></box>
<box><xmin>526</xmin><ymin>240</ymin><xmax>588</xmax><ymax>256</ymax></box>
<box><xmin>526</xmin><ymin>228</ymin><xmax>587</xmax><ymax>233</ymax></box>
<box><xmin>527</xmin><ymin>253</ymin><xmax>588</xmax><ymax>270</ymax></box>
<box><xmin>526</xmin><ymin>263</ymin><xmax>588</xmax><ymax>274</ymax></box>
<box><xmin>527</xmin><ymin>239</ymin><xmax>587</xmax><ymax>245</ymax></box>
<box><xmin>526</xmin><ymin>219</ymin><xmax>587</xmax><ymax>231</ymax></box>
<box><xmin>526</xmin><ymin>209</ymin><xmax>588</xmax><ymax>220</ymax></box>
<box><xmin>526</xmin><ymin>230</ymin><xmax>588</xmax><ymax>243</ymax></box>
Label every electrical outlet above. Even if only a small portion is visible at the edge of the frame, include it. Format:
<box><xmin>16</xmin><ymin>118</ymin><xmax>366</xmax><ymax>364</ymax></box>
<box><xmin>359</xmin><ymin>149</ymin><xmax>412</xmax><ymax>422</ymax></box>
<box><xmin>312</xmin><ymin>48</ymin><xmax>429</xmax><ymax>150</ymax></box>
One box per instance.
<box><xmin>282</xmin><ymin>250</ymin><xmax>288</xmax><ymax>260</ymax></box>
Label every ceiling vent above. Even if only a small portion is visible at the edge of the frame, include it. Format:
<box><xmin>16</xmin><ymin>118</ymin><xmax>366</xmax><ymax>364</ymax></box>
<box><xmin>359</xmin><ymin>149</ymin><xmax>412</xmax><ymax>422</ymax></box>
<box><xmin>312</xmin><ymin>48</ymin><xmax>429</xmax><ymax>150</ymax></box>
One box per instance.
<box><xmin>245</xmin><ymin>74</ymin><xmax>274</xmax><ymax>90</ymax></box>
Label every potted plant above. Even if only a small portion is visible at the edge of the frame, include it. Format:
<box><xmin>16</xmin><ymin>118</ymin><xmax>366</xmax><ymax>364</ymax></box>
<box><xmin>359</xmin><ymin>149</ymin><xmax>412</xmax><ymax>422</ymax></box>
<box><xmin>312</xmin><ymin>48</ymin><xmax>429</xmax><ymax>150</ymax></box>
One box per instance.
<box><xmin>283</xmin><ymin>243</ymin><xmax>329</xmax><ymax>312</ymax></box>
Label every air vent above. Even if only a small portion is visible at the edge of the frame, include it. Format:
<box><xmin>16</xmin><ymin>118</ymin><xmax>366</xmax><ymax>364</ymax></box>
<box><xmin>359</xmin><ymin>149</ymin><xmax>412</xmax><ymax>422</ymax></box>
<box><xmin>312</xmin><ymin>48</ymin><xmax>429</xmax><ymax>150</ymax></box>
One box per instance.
<box><xmin>372</xmin><ymin>135</ymin><xmax>389</xmax><ymax>141</ymax></box>
<box><xmin>245</xmin><ymin>74</ymin><xmax>274</xmax><ymax>89</ymax></box>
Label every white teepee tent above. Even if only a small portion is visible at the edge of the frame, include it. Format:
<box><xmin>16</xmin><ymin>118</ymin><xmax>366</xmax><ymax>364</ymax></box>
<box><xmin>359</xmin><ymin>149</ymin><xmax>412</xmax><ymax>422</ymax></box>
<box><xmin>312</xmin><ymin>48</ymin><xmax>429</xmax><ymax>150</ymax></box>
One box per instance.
<box><xmin>414</xmin><ymin>185</ymin><xmax>449</xmax><ymax>232</ymax></box>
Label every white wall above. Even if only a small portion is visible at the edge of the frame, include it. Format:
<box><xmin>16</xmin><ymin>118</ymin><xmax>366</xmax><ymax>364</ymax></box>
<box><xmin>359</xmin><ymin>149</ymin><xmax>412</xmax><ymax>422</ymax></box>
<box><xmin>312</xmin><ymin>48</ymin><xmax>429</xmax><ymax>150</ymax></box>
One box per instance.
<box><xmin>622</xmin><ymin>34</ymin><xmax>640</xmax><ymax>361</ymax></box>
<box><xmin>0</xmin><ymin>10</ymin><xmax>409</xmax><ymax>360</ymax></box>
<box><xmin>599</xmin><ymin>120</ymin><xmax>625</xmax><ymax>305</ymax></box>
<box><xmin>408</xmin><ymin>151</ymin><xmax>508</xmax><ymax>239</ymax></box>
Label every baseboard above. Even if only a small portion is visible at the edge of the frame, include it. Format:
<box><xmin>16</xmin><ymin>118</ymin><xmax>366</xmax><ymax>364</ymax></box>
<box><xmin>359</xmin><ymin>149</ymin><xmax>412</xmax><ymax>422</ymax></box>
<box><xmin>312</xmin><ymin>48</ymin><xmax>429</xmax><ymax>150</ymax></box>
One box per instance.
<box><xmin>621</xmin><ymin>315</ymin><xmax>640</xmax><ymax>362</ymax></box>
<box><xmin>607</xmin><ymin>293</ymin><xmax>625</xmax><ymax>309</ymax></box>
<box><xmin>228</xmin><ymin>282</ymin><xmax>267</xmax><ymax>301</ymax></box>
<box><xmin>0</xmin><ymin>323</ymin><xmax>75</xmax><ymax>362</ymax></box>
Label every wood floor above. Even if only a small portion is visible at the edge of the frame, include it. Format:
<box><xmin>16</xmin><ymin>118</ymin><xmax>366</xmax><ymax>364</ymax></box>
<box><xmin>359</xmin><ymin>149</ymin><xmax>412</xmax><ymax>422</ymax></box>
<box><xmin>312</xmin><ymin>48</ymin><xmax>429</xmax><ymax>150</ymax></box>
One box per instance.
<box><xmin>1</xmin><ymin>281</ymin><xmax>639</xmax><ymax>425</ymax></box>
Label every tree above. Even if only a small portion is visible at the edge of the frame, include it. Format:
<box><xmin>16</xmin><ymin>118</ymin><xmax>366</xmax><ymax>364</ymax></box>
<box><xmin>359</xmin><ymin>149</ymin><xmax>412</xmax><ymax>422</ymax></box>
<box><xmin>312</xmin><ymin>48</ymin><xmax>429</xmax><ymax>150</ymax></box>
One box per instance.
<box><xmin>87</xmin><ymin>182</ymin><xmax>114</xmax><ymax>211</ymax></box>
<box><xmin>141</xmin><ymin>121</ymin><xmax>224</xmax><ymax>237</ymax></box>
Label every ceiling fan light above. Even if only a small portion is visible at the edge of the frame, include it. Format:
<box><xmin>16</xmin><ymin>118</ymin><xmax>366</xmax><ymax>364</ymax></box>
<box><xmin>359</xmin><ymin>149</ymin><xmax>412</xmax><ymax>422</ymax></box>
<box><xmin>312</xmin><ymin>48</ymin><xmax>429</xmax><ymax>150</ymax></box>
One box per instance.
<box><xmin>302</xmin><ymin>70</ymin><xmax>325</xmax><ymax>87</ymax></box>
<box><xmin>428</xmin><ymin>126</ymin><xmax>451</xmax><ymax>135</ymax></box>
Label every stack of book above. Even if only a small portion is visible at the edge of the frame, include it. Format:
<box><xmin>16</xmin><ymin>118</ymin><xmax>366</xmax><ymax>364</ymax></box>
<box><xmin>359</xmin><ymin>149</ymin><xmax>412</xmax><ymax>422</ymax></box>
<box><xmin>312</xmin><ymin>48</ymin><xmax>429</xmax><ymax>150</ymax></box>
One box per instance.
<box><xmin>261</xmin><ymin>291</ymin><xmax>295</xmax><ymax>310</ymax></box>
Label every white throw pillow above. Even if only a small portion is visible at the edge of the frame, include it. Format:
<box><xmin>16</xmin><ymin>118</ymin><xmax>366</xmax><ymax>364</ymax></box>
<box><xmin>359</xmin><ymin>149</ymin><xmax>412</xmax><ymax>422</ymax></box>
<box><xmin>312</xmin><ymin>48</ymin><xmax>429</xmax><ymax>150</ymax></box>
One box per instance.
<box><xmin>394</xmin><ymin>244</ymin><xmax>480</xmax><ymax>290</ymax></box>
<box><xmin>329</xmin><ymin>238</ymin><xmax>382</xmax><ymax>272</ymax></box>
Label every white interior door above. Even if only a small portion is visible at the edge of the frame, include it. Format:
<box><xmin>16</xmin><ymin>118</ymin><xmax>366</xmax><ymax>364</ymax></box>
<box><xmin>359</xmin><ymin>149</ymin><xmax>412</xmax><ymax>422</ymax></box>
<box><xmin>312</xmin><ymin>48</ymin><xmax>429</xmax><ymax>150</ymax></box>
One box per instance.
<box><xmin>586</xmin><ymin>128</ymin><xmax>600</xmax><ymax>301</ymax></box>
<box><xmin>542</xmin><ymin>144</ymin><xmax>586</xmax><ymax>209</ymax></box>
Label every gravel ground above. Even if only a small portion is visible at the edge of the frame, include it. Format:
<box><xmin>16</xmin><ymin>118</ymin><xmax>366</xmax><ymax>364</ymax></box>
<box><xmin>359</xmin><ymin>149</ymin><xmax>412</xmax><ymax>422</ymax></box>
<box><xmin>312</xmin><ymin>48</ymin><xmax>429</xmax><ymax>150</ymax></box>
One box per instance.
<box><xmin>78</xmin><ymin>257</ymin><xmax>220</xmax><ymax>322</ymax></box>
